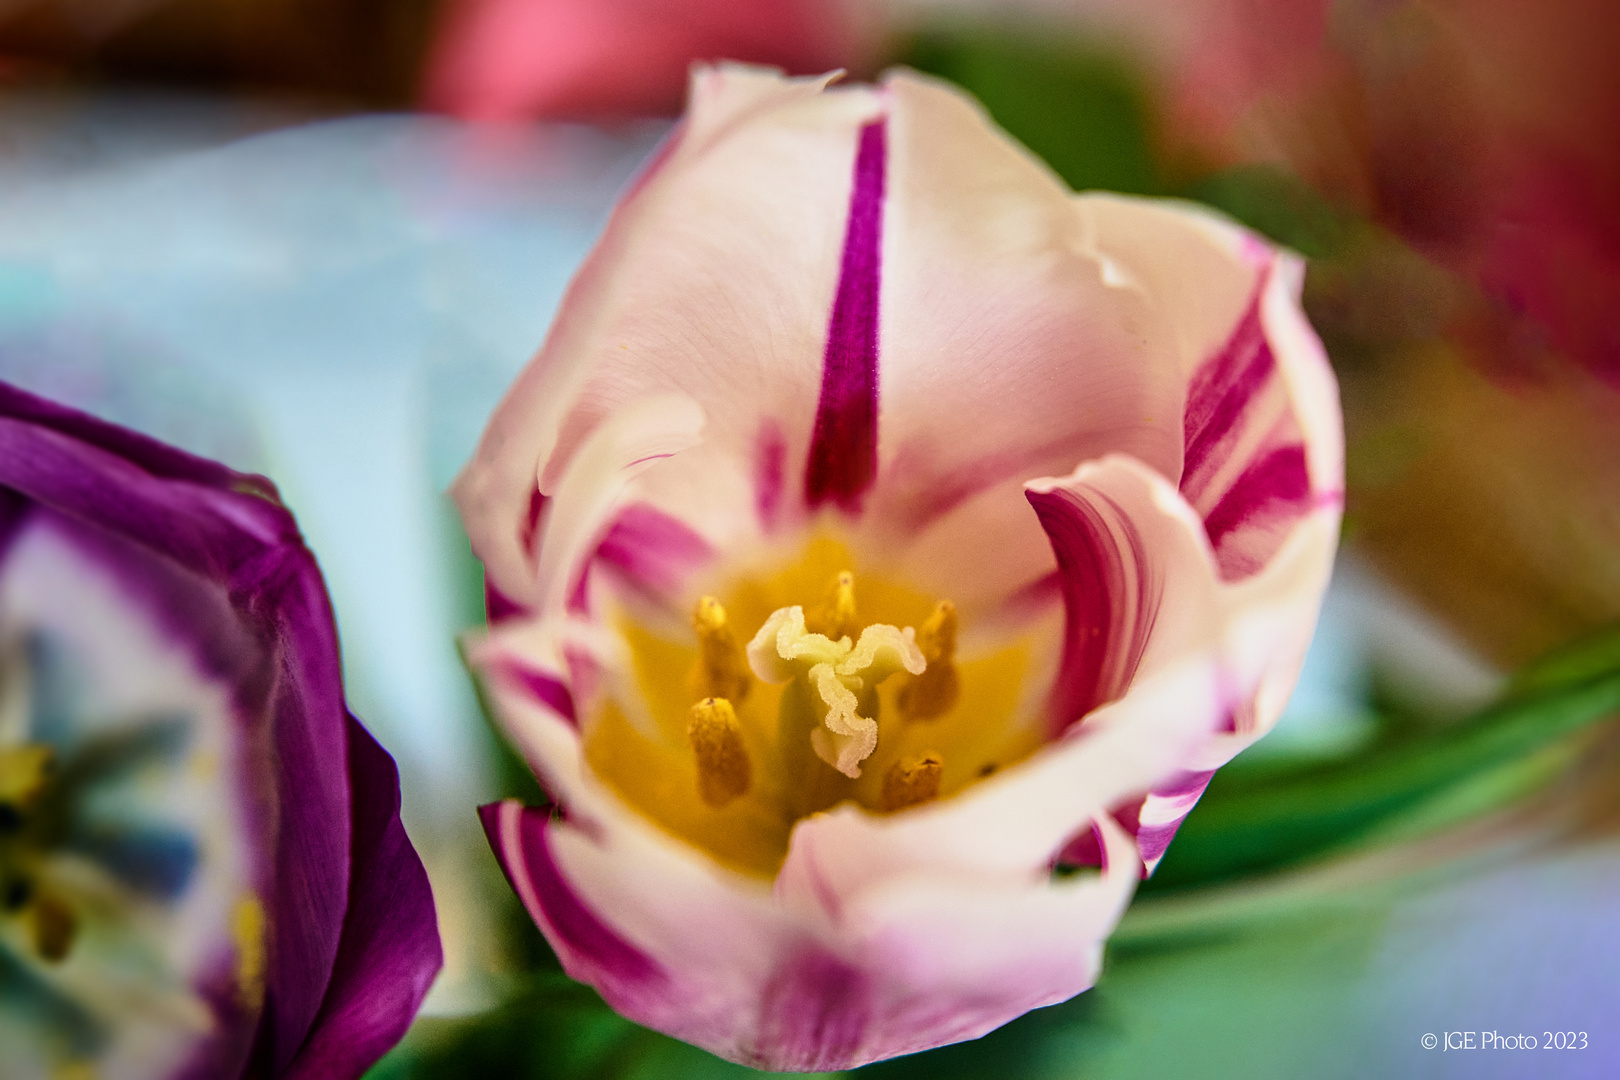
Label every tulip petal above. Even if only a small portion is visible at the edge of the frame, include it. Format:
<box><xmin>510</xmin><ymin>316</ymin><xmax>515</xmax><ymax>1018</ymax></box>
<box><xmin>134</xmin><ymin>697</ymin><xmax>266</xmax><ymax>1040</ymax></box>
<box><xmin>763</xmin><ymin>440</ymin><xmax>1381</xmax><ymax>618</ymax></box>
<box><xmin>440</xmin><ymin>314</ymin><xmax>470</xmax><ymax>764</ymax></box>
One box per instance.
<box><xmin>1071</xmin><ymin>194</ymin><xmax>1343</xmax><ymax>580</ymax></box>
<box><xmin>282</xmin><ymin>718</ymin><xmax>441</xmax><ymax>1080</ymax></box>
<box><xmin>861</xmin><ymin>76</ymin><xmax>1191</xmax><ymax>606</ymax></box>
<box><xmin>1037</xmin><ymin>457</ymin><xmax>1339</xmax><ymax>866</ymax></box>
<box><xmin>804</xmin><ymin>118</ymin><xmax>885</xmax><ymax>512</ymax></box>
<box><xmin>455</xmin><ymin>66</ymin><xmax>883</xmax><ymax>605</ymax></box>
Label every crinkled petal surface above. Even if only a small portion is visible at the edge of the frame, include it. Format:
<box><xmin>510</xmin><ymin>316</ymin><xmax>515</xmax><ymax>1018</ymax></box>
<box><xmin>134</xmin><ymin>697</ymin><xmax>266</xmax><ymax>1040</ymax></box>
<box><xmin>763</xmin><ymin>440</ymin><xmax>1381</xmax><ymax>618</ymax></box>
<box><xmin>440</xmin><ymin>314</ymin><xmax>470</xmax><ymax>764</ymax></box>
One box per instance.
<box><xmin>459</xmin><ymin>65</ymin><xmax>1341</xmax><ymax>1070</ymax></box>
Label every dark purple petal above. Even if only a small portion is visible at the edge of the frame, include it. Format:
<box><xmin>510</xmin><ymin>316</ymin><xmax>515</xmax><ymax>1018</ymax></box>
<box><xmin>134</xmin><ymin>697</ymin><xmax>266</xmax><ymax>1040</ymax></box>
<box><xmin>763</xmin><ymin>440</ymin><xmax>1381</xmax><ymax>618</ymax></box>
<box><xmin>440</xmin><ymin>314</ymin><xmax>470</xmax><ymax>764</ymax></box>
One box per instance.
<box><xmin>248</xmin><ymin>544</ymin><xmax>355</xmax><ymax>1075</ymax></box>
<box><xmin>0</xmin><ymin>401</ymin><xmax>355</xmax><ymax>1039</ymax></box>
<box><xmin>0</xmin><ymin>485</ymin><xmax>29</xmax><ymax>559</ymax></box>
<box><xmin>283</xmin><ymin>718</ymin><xmax>442</xmax><ymax>1080</ymax></box>
<box><xmin>0</xmin><ymin>379</ymin><xmax>278</xmax><ymax>501</ymax></box>
<box><xmin>804</xmin><ymin>119</ymin><xmax>886</xmax><ymax>513</ymax></box>
<box><xmin>1026</xmin><ymin>486</ymin><xmax>1163</xmax><ymax>736</ymax></box>
<box><xmin>0</xmin><ymin>417</ymin><xmax>289</xmax><ymax>587</ymax></box>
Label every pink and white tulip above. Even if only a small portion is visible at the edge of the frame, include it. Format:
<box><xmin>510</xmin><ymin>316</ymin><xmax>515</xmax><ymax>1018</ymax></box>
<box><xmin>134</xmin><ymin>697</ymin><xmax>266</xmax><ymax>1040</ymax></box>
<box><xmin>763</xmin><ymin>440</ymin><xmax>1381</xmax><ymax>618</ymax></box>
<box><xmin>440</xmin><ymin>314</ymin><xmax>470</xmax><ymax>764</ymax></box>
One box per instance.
<box><xmin>456</xmin><ymin>66</ymin><xmax>1342</xmax><ymax>1071</ymax></box>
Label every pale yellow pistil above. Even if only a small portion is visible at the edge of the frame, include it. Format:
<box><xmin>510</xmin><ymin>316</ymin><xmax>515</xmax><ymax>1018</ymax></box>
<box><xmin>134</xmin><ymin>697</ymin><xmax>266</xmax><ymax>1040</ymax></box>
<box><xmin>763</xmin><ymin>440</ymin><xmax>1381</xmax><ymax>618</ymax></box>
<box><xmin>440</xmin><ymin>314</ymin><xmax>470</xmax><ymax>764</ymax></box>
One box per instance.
<box><xmin>669</xmin><ymin>569</ymin><xmax>970</xmax><ymax>826</ymax></box>
<box><xmin>745</xmin><ymin>572</ymin><xmax>926</xmax><ymax>780</ymax></box>
<box><xmin>687</xmin><ymin>697</ymin><xmax>752</xmax><ymax>808</ymax></box>
<box><xmin>806</xmin><ymin>570</ymin><xmax>858</xmax><ymax>640</ymax></box>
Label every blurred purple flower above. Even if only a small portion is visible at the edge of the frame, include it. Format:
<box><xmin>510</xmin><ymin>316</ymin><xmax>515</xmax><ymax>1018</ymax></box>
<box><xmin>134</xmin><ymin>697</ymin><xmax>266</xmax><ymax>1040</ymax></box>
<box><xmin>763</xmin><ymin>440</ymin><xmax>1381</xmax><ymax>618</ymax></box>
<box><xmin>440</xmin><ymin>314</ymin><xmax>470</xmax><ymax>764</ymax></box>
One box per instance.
<box><xmin>0</xmin><ymin>381</ymin><xmax>440</xmax><ymax>1079</ymax></box>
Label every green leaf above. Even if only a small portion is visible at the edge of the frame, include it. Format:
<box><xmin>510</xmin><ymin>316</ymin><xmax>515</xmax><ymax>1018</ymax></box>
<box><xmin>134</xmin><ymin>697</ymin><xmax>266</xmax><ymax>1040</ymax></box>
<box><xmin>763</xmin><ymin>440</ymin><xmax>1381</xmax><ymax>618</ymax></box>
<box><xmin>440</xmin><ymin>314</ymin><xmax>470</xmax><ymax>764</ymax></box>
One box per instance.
<box><xmin>1179</xmin><ymin>165</ymin><xmax>1357</xmax><ymax>259</ymax></box>
<box><xmin>1145</xmin><ymin>625</ymin><xmax>1620</xmax><ymax>894</ymax></box>
<box><xmin>1505</xmin><ymin>621</ymin><xmax>1620</xmax><ymax>700</ymax></box>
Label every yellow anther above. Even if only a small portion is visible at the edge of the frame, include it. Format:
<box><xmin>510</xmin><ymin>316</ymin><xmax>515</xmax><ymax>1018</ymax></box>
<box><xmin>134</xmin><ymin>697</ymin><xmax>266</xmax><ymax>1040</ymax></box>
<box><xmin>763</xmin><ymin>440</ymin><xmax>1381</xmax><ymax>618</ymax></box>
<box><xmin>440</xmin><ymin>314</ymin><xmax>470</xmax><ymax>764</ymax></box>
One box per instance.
<box><xmin>0</xmin><ymin>744</ymin><xmax>54</xmax><ymax>810</ymax></box>
<box><xmin>806</xmin><ymin>570</ymin><xmax>858</xmax><ymax>641</ymax></box>
<box><xmin>898</xmin><ymin>600</ymin><xmax>960</xmax><ymax>722</ymax></box>
<box><xmin>687</xmin><ymin>698</ymin><xmax>752</xmax><ymax>808</ymax></box>
<box><xmin>233</xmin><ymin>896</ymin><xmax>267</xmax><ymax>1010</ymax></box>
<box><xmin>881</xmin><ymin>752</ymin><xmax>943</xmax><ymax>812</ymax></box>
<box><xmin>688</xmin><ymin>596</ymin><xmax>750</xmax><ymax>704</ymax></box>
<box><xmin>32</xmin><ymin>891</ymin><xmax>76</xmax><ymax>962</ymax></box>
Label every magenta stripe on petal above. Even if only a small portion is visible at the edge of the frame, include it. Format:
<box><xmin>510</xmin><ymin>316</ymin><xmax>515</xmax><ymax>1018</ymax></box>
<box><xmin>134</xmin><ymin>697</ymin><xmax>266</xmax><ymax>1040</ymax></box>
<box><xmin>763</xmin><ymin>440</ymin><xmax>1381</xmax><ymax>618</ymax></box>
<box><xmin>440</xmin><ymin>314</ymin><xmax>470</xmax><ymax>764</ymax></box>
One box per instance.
<box><xmin>521</xmin><ymin>488</ymin><xmax>549</xmax><ymax>560</ymax></box>
<box><xmin>757</xmin><ymin>949</ymin><xmax>872</xmax><ymax>1072</ymax></box>
<box><xmin>484</xmin><ymin>578</ymin><xmax>528</xmax><ymax>623</ymax></box>
<box><xmin>493</xmin><ymin>659</ymin><xmax>577</xmax><ymax>725</ymax></box>
<box><xmin>1134</xmin><ymin>821</ymin><xmax>1184</xmax><ymax>865</ymax></box>
<box><xmin>1054</xmin><ymin>821</ymin><xmax>1106</xmax><ymax>871</ymax></box>
<box><xmin>1201</xmin><ymin>444</ymin><xmax>1310</xmax><ymax>548</ymax></box>
<box><xmin>755</xmin><ymin>419</ymin><xmax>787</xmax><ymax>530</ymax></box>
<box><xmin>594</xmin><ymin>502</ymin><xmax>713</xmax><ymax>595</ymax></box>
<box><xmin>479</xmin><ymin>802</ymin><xmax>664</xmax><ymax>989</ymax></box>
<box><xmin>804</xmin><ymin>119</ymin><xmax>886</xmax><ymax>512</ymax></box>
<box><xmin>1181</xmin><ymin>289</ymin><xmax>1272</xmax><ymax>493</ymax></box>
<box><xmin>1026</xmin><ymin>487</ymin><xmax>1161</xmax><ymax>735</ymax></box>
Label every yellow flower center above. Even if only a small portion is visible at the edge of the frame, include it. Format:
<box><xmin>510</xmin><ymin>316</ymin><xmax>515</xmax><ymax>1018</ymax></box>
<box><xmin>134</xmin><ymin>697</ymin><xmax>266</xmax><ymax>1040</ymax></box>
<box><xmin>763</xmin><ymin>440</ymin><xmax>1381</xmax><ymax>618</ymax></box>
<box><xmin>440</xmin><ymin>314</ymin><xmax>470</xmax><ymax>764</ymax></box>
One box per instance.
<box><xmin>584</xmin><ymin>536</ymin><xmax>1049</xmax><ymax>877</ymax></box>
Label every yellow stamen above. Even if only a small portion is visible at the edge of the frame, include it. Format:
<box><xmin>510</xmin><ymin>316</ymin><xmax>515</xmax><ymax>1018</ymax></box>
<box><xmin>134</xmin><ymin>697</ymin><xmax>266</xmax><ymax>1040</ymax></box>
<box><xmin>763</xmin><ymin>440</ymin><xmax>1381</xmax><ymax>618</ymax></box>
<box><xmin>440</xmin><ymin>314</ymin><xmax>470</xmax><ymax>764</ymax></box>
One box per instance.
<box><xmin>233</xmin><ymin>896</ymin><xmax>267</xmax><ymax>1010</ymax></box>
<box><xmin>881</xmin><ymin>752</ymin><xmax>944</xmax><ymax>812</ymax></box>
<box><xmin>32</xmin><ymin>891</ymin><xmax>76</xmax><ymax>962</ymax></box>
<box><xmin>899</xmin><ymin>600</ymin><xmax>960</xmax><ymax>722</ymax></box>
<box><xmin>0</xmin><ymin>744</ymin><xmax>54</xmax><ymax>810</ymax></box>
<box><xmin>688</xmin><ymin>596</ymin><xmax>751</xmax><ymax>703</ymax></box>
<box><xmin>806</xmin><ymin>570</ymin><xmax>858</xmax><ymax>641</ymax></box>
<box><xmin>687</xmin><ymin>697</ymin><xmax>752</xmax><ymax>808</ymax></box>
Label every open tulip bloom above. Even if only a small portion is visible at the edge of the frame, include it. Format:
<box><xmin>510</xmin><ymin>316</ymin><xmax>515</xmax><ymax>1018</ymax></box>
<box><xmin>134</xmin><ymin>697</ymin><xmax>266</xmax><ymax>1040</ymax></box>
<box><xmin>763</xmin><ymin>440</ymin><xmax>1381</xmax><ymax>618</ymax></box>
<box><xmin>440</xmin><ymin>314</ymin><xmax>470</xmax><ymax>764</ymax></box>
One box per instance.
<box><xmin>0</xmin><ymin>383</ymin><xmax>441</xmax><ymax>1078</ymax></box>
<box><xmin>456</xmin><ymin>66</ymin><xmax>1343</xmax><ymax>1071</ymax></box>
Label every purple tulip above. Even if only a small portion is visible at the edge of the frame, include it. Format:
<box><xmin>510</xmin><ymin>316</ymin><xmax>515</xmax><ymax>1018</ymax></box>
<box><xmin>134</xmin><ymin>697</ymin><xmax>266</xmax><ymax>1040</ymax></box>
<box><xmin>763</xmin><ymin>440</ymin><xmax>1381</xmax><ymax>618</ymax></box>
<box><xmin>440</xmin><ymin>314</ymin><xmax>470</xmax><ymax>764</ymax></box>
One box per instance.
<box><xmin>0</xmin><ymin>381</ymin><xmax>441</xmax><ymax>1078</ymax></box>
